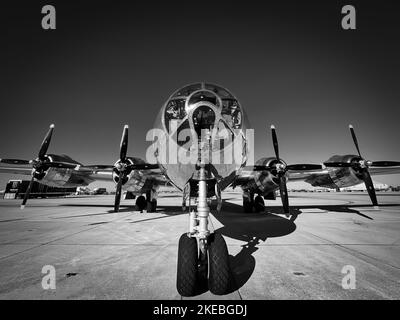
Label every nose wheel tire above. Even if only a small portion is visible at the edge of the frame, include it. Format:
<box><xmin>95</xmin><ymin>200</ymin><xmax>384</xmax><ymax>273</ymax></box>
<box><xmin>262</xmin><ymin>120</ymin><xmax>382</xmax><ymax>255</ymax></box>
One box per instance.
<box><xmin>177</xmin><ymin>234</ymin><xmax>199</xmax><ymax>297</ymax></box>
<box><xmin>208</xmin><ymin>233</ymin><xmax>230</xmax><ymax>295</ymax></box>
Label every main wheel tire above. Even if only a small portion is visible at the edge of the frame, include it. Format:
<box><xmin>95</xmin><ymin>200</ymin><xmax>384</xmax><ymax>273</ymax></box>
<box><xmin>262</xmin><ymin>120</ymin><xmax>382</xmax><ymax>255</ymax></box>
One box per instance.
<box><xmin>208</xmin><ymin>233</ymin><xmax>230</xmax><ymax>295</ymax></box>
<box><xmin>243</xmin><ymin>196</ymin><xmax>253</xmax><ymax>213</ymax></box>
<box><xmin>177</xmin><ymin>234</ymin><xmax>199</xmax><ymax>296</ymax></box>
<box><xmin>135</xmin><ymin>195</ymin><xmax>146</xmax><ymax>211</ymax></box>
<box><xmin>146</xmin><ymin>199</ymin><xmax>157</xmax><ymax>212</ymax></box>
<box><xmin>254</xmin><ymin>195</ymin><xmax>265</xmax><ymax>212</ymax></box>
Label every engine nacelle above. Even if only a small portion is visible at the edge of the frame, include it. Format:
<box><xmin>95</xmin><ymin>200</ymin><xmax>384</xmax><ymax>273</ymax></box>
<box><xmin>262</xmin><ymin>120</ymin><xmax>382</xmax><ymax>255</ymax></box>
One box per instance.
<box><xmin>245</xmin><ymin>157</ymin><xmax>283</xmax><ymax>193</ymax></box>
<box><xmin>326</xmin><ymin>154</ymin><xmax>363</xmax><ymax>188</ymax></box>
<box><xmin>306</xmin><ymin>154</ymin><xmax>363</xmax><ymax>189</ymax></box>
<box><xmin>40</xmin><ymin>167</ymin><xmax>73</xmax><ymax>187</ymax></box>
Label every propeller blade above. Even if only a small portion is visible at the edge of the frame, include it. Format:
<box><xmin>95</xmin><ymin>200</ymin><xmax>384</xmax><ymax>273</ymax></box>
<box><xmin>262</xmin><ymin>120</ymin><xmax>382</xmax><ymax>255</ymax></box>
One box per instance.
<box><xmin>271</xmin><ymin>125</ymin><xmax>280</xmax><ymax>161</ymax></box>
<box><xmin>21</xmin><ymin>175</ymin><xmax>35</xmax><ymax>209</ymax></box>
<box><xmin>114</xmin><ymin>174</ymin><xmax>125</xmax><ymax>212</ymax></box>
<box><xmin>323</xmin><ymin>162</ymin><xmax>354</xmax><ymax>168</ymax></box>
<box><xmin>361</xmin><ymin>169</ymin><xmax>378</xmax><ymax>207</ymax></box>
<box><xmin>349</xmin><ymin>125</ymin><xmax>362</xmax><ymax>158</ymax></box>
<box><xmin>0</xmin><ymin>159</ymin><xmax>30</xmax><ymax>165</ymax></box>
<box><xmin>278</xmin><ymin>176</ymin><xmax>290</xmax><ymax>217</ymax></box>
<box><xmin>38</xmin><ymin>124</ymin><xmax>55</xmax><ymax>160</ymax></box>
<box><xmin>371</xmin><ymin>161</ymin><xmax>400</xmax><ymax>167</ymax></box>
<box><xmin>120</xmin><ymin>125</ymin><xmax>129</xmax><ymax>161</ymax></box>
<box><xmin>286</xmin><ymin>164</ymin><xmax>323</xmax><ymax>171</ymax></box>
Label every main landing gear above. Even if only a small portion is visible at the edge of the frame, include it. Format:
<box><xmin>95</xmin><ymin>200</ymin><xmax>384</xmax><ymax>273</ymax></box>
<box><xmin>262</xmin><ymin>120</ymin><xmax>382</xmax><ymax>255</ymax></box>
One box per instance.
<box><xmin>176</xmin><ymin>164</ymin><xmax>230</xmax><ymax>296</ymax></box>
<box><xmin>134</xmin><ymin>189</ymin><xmax>157</xmax><ymax>213</ymax></box>
<box><xmin>243</xmin><ymin>191</ymin><xmax>265</xmax><ymax>213</ymax></box>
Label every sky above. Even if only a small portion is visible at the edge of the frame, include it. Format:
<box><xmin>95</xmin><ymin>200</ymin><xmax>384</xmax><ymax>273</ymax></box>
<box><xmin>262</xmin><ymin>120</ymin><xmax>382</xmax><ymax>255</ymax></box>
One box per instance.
<box><xmin>0</xmin><ymin>0</ymin><xmax>399</xmax><ymax>190</ymax></box>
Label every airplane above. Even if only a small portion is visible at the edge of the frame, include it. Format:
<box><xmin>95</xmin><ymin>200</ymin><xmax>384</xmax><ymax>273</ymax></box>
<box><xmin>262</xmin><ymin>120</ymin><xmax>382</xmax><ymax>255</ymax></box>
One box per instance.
<box><xmin>1</xmin><ymin>82</ymin><xmax>400</xmax><ymax>296</ymax></box>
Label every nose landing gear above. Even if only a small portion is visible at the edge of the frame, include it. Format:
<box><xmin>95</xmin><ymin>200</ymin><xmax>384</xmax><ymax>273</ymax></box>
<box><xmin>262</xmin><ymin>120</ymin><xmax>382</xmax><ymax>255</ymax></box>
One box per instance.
<box><xmin>176</xmin><ymin>164</ymin><xmax>231</xmax><ymax>296</ymax></box>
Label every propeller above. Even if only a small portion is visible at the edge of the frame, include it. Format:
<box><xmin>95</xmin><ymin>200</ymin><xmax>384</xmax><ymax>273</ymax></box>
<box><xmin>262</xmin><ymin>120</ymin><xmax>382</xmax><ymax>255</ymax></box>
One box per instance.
<box><xmin>323</xmin><ymin>125</ymin><xmax>400</xmax><ymax>208</ymax></box>
<box><xmin>113</xmin><ymin>125</ymin><xmax>130</xmax><ymax>213</ymax></box>
<box><xmin>80</xmin><ymin>125</ymin><xmax>158</xmax><ymax>212</ymax></box>
<box><xmin>254</xmin><ymin>125</ymin><xmax>323</xmax><ymax>217</ymax></box>
<box><xmin>21</xmin><ymin>124</ymin><xmax>58</xmax><ymax>209</ymax></box>
<box><xmin>272</xmin><ymin>125</ymin><xmax>323</xmax><ymax>216</ymax></box>
<box><xmin>1</xmin><ymin>124</ymin><xmax>81</xmax><ymax>209</ymax></box>
<box><xmin>270</xmin><ymin>125</ymin><xmax>290</xmax><ymax>215</ymax></box>
<box><xmin>21</xmin><ymin>124</ymin><xmax>54</xmax><ymax>209</ymax></box>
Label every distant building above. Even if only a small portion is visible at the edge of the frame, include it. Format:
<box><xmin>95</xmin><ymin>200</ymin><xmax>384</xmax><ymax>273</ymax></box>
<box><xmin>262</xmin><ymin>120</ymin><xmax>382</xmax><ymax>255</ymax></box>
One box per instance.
<box><xmin>76</xmin><ymin>186</ymin><xmax>92</xmax><ymax>195</ymax></box>
<box><xmin>340</xmin><ymin>182</ymin><xmax>390</xmax><ymax>192</ymax></box>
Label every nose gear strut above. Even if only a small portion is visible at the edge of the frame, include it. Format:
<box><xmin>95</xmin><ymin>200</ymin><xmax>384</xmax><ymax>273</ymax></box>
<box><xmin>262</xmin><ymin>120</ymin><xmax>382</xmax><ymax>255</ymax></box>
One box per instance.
<box><xmin>176</xmin><ymin>132</ymin><xmax>230</xmax><ymax>297</ymax></box>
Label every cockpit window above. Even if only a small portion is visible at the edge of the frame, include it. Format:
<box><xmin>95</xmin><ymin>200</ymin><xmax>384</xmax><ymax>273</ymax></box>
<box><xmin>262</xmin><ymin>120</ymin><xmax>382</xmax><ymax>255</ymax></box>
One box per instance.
<box><xmin>221</xmin><ymin>99</ymin><xmax>242</xmax><ymax>129</ymax></box>
<box><xmin>164</xmin><ymin>99</ymin><xmax>186</xmax><ymax>133</ymax></box>
<box><xmin>171</xmin><ymin>84</ymin><xmax>202</xmax><ymax>98</ymax></box>
<box><xmin>205</xmin><ymin>84</ymin><xmax>234</xmax><ymax>99</ymax></box>
<box><xmin>163</xmin><ymin>83</ymin><xmax>243</xmax><ymax>132</ymax></box>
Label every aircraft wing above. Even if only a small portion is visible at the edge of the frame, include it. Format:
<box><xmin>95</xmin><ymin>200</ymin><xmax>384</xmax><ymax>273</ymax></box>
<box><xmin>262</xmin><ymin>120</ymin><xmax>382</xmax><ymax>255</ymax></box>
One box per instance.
<box><xmin>0</xmin><ymin>161</ymin><xmax>167</xmax><ymax>184</ymax></box>
<box><xmin>235</xmin><ymin>165</ymin><xmax>328</xmax><ymax>187</ymax></box>
<box><xmin>0</xmin><ymin>164</ymin><xmax>33</xmax><ymax>176</ymax></box>
<box><xmin>288</xmin><ymin>164</ymin><xmax>400</xmax><ymax>185</ymax></box>
<box><xmin>236</xmin><ymin>164</ymin><xmax>400</xmax><ymax>186</ymax></box>
<box><xmin>368</xmin><ymin>166</ymin><xmax>400</xmax><ymax>176</ymax></box>
<box><xmin>73</xmin><ymin>164</ymin><xmax>168</xmax><ymax>184</ymax></box>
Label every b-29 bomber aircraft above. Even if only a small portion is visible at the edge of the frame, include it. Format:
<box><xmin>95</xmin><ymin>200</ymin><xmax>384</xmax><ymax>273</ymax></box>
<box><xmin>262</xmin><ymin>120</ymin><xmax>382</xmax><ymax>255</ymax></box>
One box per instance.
<box><xmin>1</xmin><ymin>83</ymin><xmax>400</xmax><ymax>296</ymax></box>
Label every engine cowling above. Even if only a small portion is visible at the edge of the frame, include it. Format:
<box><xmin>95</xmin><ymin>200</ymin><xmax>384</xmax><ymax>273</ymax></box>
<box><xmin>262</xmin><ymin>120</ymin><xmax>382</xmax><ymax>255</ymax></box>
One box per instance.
<box><xmin>33</xmin><ymin>154</ymin><xmax>79</xmax><ymax>187</ymax></box>
<box><xmin>325</xmin><ymin>154</ymin><xmax>364</xmax><ymax>188</ymax></box>
<box><xmin>306</xmin><ymin>154</ymin><xmax>363</xmax><ymax>189</ymax></box>
<box><xmin>247</xmin><ymin>157</ymin><xmax>284</xmax><ymax>193</ymax></box>
<box><xmin>112</xmin><ymin>157</ymin><xmax>147</xmax><ymax>193</ymax></box>
<box><xmin>40</xmin><ymin>167</ymin><xmax>72</xmax><ymax>187</ymax></box>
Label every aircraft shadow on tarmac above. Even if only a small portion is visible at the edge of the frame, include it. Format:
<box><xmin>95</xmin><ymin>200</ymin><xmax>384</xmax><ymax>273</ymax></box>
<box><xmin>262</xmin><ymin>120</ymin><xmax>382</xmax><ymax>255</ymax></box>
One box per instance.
<box><xmin>211</xmin><ymin>202</ymin><xmax>297</xmax><ymax>294</ymax></box>
<box><xmin>211</xmin><ymin>201</ymin><xmax>400</xmax><ymax>295</ymax></box>
<box><xmin>59</xmin><ymin>204</ymin><xmax>137</xmax><ymax>214</ymax></box>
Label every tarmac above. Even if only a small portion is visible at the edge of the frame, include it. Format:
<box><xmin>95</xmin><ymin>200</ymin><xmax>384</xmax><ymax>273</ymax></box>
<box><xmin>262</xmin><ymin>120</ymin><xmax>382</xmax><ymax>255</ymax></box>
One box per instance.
<box><xmin>0</xmin><ymin>191</ymin><xmax>399</xmax><ymax>300</ymax></box>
